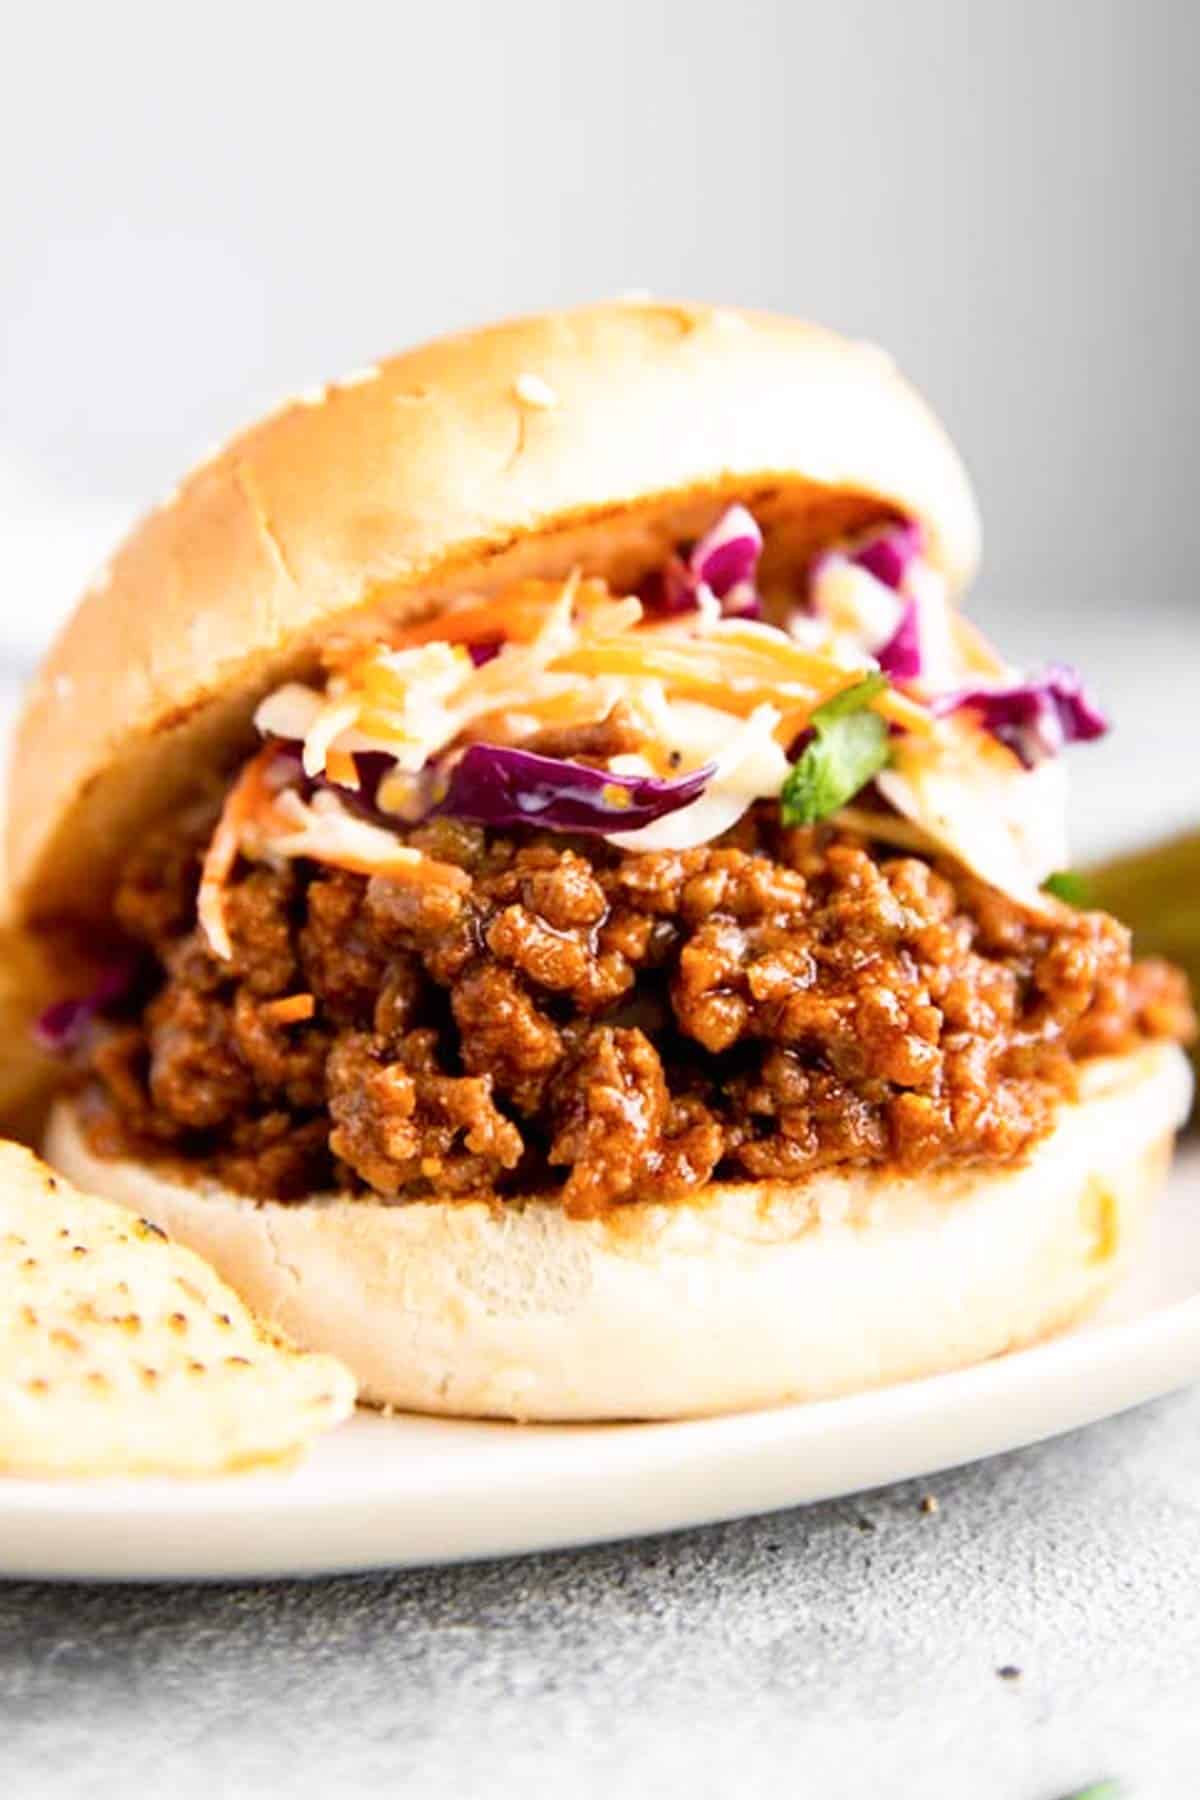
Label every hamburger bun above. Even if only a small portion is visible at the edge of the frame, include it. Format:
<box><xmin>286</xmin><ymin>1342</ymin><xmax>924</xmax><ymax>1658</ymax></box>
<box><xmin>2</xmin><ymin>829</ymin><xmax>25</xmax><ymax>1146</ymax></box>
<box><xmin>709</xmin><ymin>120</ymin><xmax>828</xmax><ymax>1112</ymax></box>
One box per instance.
<box><xmin>6</xmin><ymin>300</ymin><xmax>978</xmax><ymax>924</ymax></box>
<box><xmin>14</xmin><ymin>300</ymin><xmax>1183</xmax><ymax>1426</ymax></box>
<box><xmin>45</xmin><ymin>1044</ymin><xmax>1191</xmax><ymax>1420</ymax></box>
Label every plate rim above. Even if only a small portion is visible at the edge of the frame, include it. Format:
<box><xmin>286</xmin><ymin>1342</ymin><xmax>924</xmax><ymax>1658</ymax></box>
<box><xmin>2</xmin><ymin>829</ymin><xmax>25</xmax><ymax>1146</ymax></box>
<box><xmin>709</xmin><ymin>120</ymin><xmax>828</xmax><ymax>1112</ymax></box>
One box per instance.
<box><xmin>3</xmin><ymin>1276</ymin><xmax>1200</xmax><ymax>1580</ymax></box>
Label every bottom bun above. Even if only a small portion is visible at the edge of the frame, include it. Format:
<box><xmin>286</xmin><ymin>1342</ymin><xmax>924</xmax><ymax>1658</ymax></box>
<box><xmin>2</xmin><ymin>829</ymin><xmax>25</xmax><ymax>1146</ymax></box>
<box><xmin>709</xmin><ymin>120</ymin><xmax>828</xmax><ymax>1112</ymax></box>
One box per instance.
<box><xmin>46</xmin><ymin>1043</ymin><xmax>1191</xmax><ymax>1421</ymax></box>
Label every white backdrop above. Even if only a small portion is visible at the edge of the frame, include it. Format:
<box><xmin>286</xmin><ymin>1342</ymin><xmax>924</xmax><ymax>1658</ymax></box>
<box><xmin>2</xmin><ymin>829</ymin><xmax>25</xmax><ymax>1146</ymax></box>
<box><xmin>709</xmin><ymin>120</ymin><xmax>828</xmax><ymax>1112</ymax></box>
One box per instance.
<box><xmin>1</xmin><ymin>0</ymin><xmax>1195</xmax><ymax>827</ymax></box>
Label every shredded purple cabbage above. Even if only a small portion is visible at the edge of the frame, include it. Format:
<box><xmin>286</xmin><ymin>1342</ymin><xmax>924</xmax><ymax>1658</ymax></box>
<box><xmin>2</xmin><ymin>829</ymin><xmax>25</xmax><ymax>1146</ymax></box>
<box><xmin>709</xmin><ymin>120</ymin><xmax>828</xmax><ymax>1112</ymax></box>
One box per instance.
<box><xmin>876</xmin><ymin>598</ymin><xmax>923</xmax><ymax>681</ymax></box>
<box><xmin>691</xmin><ymin>504</ymin><xmax>764</xmax><ymax>610</ymax></box>
<box><xmin>805</xmin><ymin>519</ymin><xmax>928</xmax><ymax>679</ymax></box>
<box><xmin>33</xmin><ymin>955</ymin><xmax>139</xmax><ymax>1054</ymax></box>
<box><xmin>311</xmin><ymin>750</ymin><xmax>433</xmax><ymax>828</ymax></box>
<box><xmin>467</xmin><ymin>640</ymin><xmax>502</xmax><ymax>667</ymax></box>
<box><xmin>849</xmin><ymin>519</ymin><xmax>924</xmax><ymax>591</ymax></box>
<box><xmin>847</xmin><ymin>521</ymin><xmax>927</xmax><ymax>677</ymax></box>
<box><xmin>265</xmin><ymin>736</ymin><xmax>712</xmax><ymax>841</ymax></box>
<box><xmin>933</xmin><ymin>664</ymin><xmax>1109</xmax><ymax>767</ymax></box>
<box><xmin>655</xmin><ymin>505</ymin><xmax>764</xmax><ymax>620</ymax></box>
<box><xmin>432</xmin><ymin>743</ymin><xmax>713</xmax><ymax>834</ymax></box>
<box><xmin>260</xmin><ymin>742</ymin><xmax>415</xmax><ymax>830</ymax></box>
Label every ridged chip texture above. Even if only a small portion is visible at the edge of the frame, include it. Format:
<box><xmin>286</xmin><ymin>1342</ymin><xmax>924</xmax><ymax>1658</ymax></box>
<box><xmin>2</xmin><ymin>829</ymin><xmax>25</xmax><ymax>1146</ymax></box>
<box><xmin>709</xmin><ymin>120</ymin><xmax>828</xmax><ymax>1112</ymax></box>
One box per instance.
<box><xmin>0</xmin><ymin>1142</ymin><xmax>356</xmax><ymax>1476</ymax></box>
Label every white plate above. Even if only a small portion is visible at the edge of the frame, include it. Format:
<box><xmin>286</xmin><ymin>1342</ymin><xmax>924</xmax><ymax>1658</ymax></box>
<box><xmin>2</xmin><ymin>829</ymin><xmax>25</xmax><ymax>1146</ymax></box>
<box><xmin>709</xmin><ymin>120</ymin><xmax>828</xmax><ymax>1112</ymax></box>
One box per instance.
<box><xmin>5</xmin><ymin>1142</ymin><xmax>1200</xmax><ymax>1583</ymax></box>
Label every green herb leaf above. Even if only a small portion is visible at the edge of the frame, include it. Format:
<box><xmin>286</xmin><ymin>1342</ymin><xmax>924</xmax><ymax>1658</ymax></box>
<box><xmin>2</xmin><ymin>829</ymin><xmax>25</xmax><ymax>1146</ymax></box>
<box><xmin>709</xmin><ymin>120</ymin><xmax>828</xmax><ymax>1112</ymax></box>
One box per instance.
<box><xmin>779</xmin><ymin>674</ymin><xmax>891</xmax><ymax>827</ymax></box>
<box><xmin>1056</xmin><ymin>1782</ymin><xmax>1122</xmax><ymax>1800</ymax></box>
<box><xmin>809</xmin><ymin>670</ymin><xmax>889</xmax><ymax>722</ymax></box>
<box><xmin>1043</xmin><ymin>869</ymin><xmax>1091</xmax><ymax>906</ymax></box>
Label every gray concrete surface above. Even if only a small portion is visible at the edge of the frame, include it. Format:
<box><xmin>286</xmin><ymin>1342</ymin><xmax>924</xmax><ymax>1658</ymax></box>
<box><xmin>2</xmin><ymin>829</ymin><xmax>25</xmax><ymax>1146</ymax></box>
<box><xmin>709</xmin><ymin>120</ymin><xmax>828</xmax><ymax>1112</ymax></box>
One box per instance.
<box><xmin>3</xmin><ymin>1385</ymin><xmax>1200</xmax><ymax>1799</ymax></box>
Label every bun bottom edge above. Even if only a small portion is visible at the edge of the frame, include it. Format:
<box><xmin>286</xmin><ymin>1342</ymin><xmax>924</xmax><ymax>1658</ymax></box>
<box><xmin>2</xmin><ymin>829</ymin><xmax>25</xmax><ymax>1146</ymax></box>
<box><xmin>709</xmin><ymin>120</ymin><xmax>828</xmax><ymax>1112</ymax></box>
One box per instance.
<box><xmin>44</xmin><ymin>1043</ymin><xmax>1192</xmax><ymax>1421</ymax></box>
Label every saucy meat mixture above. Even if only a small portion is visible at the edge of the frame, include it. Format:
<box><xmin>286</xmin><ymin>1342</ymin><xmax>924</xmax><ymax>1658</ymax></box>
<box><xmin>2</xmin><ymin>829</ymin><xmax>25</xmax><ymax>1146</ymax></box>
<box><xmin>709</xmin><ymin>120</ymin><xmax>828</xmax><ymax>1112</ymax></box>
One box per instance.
<box><xmin>76</xmin><ymin>800</ymin><xmax>1191</xmax><ymax>1218</ymax></box>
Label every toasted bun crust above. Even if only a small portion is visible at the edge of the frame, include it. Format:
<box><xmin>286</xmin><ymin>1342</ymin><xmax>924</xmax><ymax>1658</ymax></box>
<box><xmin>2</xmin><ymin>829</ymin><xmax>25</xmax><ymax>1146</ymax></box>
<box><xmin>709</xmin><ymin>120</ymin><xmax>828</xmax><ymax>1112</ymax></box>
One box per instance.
<box><xmin>44</xmin><ymin>1044</ymin><xmax>1190</xmax><ymax>1422</ymax></box>
<box><xmin>7</xmin><ymin>300</ymin><xmax>978</xmax><ymax>924</ymax></box>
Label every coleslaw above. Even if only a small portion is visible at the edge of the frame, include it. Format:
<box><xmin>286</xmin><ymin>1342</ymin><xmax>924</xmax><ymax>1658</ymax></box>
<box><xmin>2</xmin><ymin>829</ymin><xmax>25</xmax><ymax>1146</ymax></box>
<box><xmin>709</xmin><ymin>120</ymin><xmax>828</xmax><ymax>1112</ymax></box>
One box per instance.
<box><xmin>198</xmin><ymin>506</ymin><xmax>1108</xmax><ymax>958</ymax></box>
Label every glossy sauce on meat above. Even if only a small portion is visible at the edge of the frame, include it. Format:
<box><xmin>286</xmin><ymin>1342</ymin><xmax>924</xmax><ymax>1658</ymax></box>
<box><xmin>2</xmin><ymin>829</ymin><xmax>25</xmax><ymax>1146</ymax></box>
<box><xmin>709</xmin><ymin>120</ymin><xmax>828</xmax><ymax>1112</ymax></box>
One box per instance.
<box><xmin>77</xmin><ymin>805</ymin><xmax>1192</xmax><ymax>1216</ymax></box>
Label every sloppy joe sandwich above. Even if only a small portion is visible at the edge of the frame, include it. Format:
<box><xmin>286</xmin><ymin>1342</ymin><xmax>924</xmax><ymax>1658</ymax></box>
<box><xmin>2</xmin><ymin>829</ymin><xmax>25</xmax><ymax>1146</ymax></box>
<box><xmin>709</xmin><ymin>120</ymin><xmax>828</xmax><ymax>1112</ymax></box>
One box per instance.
<box><xmin>11</xmin><ymin>300</ymin><xmax>1193</xmax><ymax>1419</ymax></box>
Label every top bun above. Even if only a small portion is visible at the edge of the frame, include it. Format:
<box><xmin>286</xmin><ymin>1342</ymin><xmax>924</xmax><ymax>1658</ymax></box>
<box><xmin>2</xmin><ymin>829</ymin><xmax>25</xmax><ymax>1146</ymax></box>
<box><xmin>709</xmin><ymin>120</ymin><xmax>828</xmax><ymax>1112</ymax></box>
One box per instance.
<box><xmin>6</xmin><ymin>300</ymin><xmax>979</xmax><ymax>923</ymax></box>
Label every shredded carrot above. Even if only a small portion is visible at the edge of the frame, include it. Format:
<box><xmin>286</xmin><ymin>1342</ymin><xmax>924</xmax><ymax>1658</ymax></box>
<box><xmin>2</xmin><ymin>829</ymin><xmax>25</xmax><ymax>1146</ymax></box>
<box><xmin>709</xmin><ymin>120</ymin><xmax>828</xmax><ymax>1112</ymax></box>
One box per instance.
<box><xmin>459</xmin><ymin>691</ymin><xmax>614</xmax><ymax>743</ymax></box>
<box><xmin>199</xmin><ymin>745</ymin><xmax>472</xmax><ymax>962</ymax></box>
<box><xmin>324</xmin><ymin>747</ymin><xmax>360</xmax><ymax>788</ymax></box>
<box><xmin>301</xmin><ymin>696</ymin><xmax>362</xmax><ymax>779</ymax></box>
<box><xmin>871</xmin><ymin>687</ymin><xmax>934</xmax><ymax>734</ymax></box>
<box><xmin>344</xmin><ymin>708</ymin><xmax>420</xmax><ymax>747</ymax></box>
<box><xmin>318</xmin><ymin>578</ymin><xmax>936</xmax><ymax>767</ymax></box>
<box><xmin>197</xmin><ymin>746</ymin><xmax>282</xmax><ymax>961</ymax></box>
<box><xmin>558</xmin><ymin>638</ymin><xmax>782</xmax><ymax>688</ymax></box>
<box><xmin>304</xmin><ymin>846</ymin><xmax>470</xmax><ymax>888</ymax></box>
<box><xmin>265</xmin><ymin>790</ymin><xmax>474</xmax><ymax>889</ymax></box>
<box><xmin>557</xmin><ymin>640</ymin><xmax>934</xmax><ymax>736</ymax></box>
<box><xmin>348</xmin><ymin>578</ymin><xmax>610</xmax><ymax>660</ymax></box>
<box><xmin>679</xmin><ymin>625</ymin><xmax>935</xmax><ymax>733</ymax></box>
<box><xmin>262</xmin><ymin>993</ymin><xmax>317</xmax><ymax>1025</ymax></box>
<box><xmin>709</xmin><ymin>623</ymin><xmax>871</xmax><ymax>684</ymax></box>
<box><xmin>382</xmin><ymin>595</ymin><xmax>548</xmax><ymax>652</ymax></box>
<box><xmin>772</xmin><ymin>706</ymin><xmax>814</xmax><ymax>748</ymax></box>
<box><xmin>354</xmin><ymin>653</ymin><xmax>465</xmax><ymax>710</ymax></box>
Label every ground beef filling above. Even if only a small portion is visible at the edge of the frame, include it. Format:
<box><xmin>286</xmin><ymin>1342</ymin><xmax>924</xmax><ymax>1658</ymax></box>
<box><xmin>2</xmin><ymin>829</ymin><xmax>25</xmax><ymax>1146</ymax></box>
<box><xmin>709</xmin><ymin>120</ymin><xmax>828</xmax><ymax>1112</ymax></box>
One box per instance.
<box><xmin>79</xmin><ymin>806</ymin><xmax>1192</xmax><ymax>1217</ymax></box>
